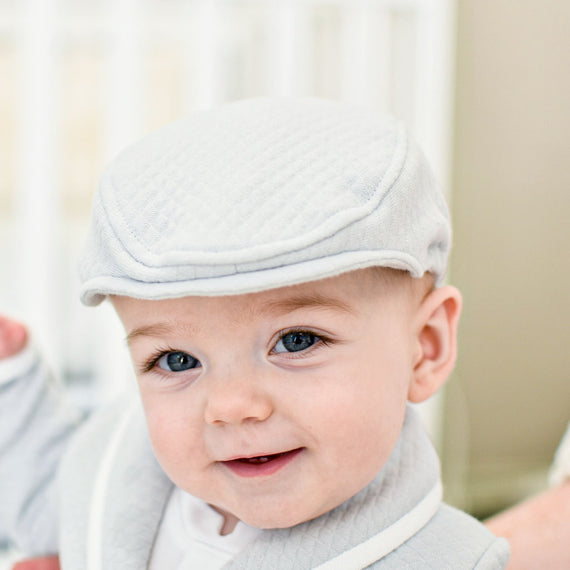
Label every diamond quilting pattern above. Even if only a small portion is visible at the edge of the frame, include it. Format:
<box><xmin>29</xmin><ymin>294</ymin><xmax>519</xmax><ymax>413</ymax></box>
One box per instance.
<box><xmin>104</xmin><ymin>99</ymin><xmax>399</xmax><ymax>262</ymax></box>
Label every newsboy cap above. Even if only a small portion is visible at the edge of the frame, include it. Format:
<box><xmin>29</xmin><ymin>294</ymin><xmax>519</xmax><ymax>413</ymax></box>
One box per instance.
<box><xmin>79</xmin><ymin>98</ymin><xmax>450</xmax><ymax>305</ymax></box>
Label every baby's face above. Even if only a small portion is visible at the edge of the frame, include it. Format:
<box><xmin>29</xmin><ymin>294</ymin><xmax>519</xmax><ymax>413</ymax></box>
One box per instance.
<box><xmin>113</xmin><ymin>270</ymin><xmax>422</xmax><ymax>529</ymax></box>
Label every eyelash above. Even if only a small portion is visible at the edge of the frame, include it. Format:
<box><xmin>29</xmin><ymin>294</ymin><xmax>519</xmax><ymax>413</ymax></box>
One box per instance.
<box><xmin>270</xmin><ymin>328</ymin><xmax>333</xmax><ymax>356</ymax></box>
<box><xmin>140</xmin><ymin>345</ymin><xmax>185</xmax><ymax>375</ymax></box>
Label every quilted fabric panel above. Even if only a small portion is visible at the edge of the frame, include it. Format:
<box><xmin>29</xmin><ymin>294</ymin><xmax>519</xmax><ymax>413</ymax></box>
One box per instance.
<box><xmin>369</xmin><ymin>506</ymin><xmax>509</xmax><ymax>569</ymax></box>
<box><xmin>103</xmin><ymin>98</ymin><xmax>400</xmax><ymax>261</ymax></box>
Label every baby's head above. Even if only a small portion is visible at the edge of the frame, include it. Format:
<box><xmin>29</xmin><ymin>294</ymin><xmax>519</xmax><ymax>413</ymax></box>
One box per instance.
<box><xmin>79</xmin><ymin>98</ymin><xmax>461</xmax><ymax>529</ymax></box>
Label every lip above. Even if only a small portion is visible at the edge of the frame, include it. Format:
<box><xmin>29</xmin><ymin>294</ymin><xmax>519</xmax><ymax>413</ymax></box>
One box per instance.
<box><xmin>221</xmin><ymin>448</ymin><xmax>303</xmax><ymax>478</ymax></box>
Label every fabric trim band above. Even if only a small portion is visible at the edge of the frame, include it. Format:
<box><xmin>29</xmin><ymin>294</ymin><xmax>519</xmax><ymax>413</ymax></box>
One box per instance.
<box><xmin>313</xmin><ymin>480</ymin><xmax>443</xmax><ymax>570</ymax></box>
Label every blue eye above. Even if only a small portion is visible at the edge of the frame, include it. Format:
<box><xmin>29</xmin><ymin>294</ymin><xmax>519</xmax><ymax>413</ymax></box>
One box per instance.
<box><xmin>274</xmin><ymin>331</ymin><xmax>318</xmax><ymax>353</ymax></box>
<box><xmin>157</xmin><ymin>351</ymin><xmax>200</xmax><ymax>372</ymax></box>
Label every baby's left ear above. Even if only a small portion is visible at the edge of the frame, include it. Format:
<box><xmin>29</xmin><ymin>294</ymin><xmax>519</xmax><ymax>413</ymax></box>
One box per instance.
<box><xmin>408</xmin><ymin>285</ymin><xmax>462</xmax><ymax>403</ymax></box>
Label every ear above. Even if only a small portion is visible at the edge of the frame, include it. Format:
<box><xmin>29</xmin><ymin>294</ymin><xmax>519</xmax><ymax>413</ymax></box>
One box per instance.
<box><xmin>408</xmin><ymin>285</ymin><xmax>462</xmax><ymax>403</ymax></box>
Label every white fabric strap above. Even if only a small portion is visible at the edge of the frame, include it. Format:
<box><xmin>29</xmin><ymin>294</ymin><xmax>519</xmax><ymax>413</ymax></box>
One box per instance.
<box><xmin>86</xmin><ymin>403</ymin><xmax>138</xmax><ymax>570</ymax></box>
<box><xmin>313</xmin><ymin>481</ymin><xmax>442</xmax><ymax>570</ymax></box>
<box><xmin>0</xmin><ymin>343</ymin><xmax>37</xmax><ymax>385</ymax></box>
<box><xmin>549</xmin><ymin>423</ymin><xmax>570</xmax><ymax>486</ymax></box>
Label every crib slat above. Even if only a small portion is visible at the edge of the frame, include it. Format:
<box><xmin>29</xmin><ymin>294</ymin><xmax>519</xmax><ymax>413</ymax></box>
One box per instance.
<box><xmin>264</xmin><ymin>0</ymin><xmax>313</xmax><ymax>96</ymax></box>
<box><xmin>413</xmin><ymin>0</ymin><xmax>455</xmax><ymax>196</ymax></box>
<box><xmin>102</xmin><ymin>0</ymin><xmax>144</xmax><ymax>161</ymax></box>
<box><xmin>188</xmin><ymin>0</ymin><xmax>225</xmax><ymax>110</ymax></box>
<box><xmin>17</xmin><ymin>0</ymin><xmax>62</xmax><ymax>369</ymax></box>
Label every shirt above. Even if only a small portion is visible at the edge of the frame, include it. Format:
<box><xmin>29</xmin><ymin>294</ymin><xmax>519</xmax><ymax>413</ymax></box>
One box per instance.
<box><xmin>148</xmin><ymin>487</ymin><xmax>262</xmax><ymax>570</ymax></box>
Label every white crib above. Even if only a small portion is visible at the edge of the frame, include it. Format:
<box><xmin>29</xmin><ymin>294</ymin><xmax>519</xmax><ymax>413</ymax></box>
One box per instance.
<box><xmin>0</xmin><ymin>0</ymin><xmax>456</xmax><ymax>428</ymax></box>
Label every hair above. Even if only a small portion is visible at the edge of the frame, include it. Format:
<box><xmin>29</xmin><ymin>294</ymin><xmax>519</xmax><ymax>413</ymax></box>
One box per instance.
<box><xmin>369</xmin><ymin>267</ymin><xmax>436</xmax><ymax>302</ymax></box>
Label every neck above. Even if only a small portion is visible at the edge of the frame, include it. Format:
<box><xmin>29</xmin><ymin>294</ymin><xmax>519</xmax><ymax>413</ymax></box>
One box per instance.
<box><xmin>210</xmin><ymin>504</ymin><xmax>241</xmax><ymax>535</ymax></box>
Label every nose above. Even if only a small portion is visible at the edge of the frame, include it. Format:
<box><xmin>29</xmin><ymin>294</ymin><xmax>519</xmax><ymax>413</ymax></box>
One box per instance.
<box><xmin>203</xmin><ymin>368</ymin><xmax>274</xmax><ymax>426</ymax></box>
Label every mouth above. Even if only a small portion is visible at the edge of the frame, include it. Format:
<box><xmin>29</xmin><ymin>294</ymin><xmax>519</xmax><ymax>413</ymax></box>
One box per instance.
<box><xmin>222</xmin><ymin>448</ymin><xmax>303</xmax><ymax>478</ymax></box>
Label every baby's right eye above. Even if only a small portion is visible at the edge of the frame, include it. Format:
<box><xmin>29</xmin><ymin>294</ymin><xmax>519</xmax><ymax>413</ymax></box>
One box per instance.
<box><xmin>157</xmin><ymin>351</ymin><xmax>201</xmax><ymax>372</ymax></box>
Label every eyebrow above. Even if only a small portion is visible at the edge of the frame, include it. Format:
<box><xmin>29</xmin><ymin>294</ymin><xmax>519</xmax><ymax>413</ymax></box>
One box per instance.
<box><xmin>126</xmin><ymin>322</ymin><xmax>180</xmax><ymax>345</ymax></box>
<box><xmin>262</xmin><ymin>293</ymin><xmax>355</xmax><ymax>316</ymax></box>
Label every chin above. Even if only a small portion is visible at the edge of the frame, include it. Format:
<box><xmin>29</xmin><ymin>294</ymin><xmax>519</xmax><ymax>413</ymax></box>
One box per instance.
<box><xmin>243</xmin><ymin>515</ymin><xmax>308</xmax><ymax>530</ymax></box>
<box><xmin>236</xmin><ymin>503</ymin><xmax>328</xmax><ymax>530</ymax></box>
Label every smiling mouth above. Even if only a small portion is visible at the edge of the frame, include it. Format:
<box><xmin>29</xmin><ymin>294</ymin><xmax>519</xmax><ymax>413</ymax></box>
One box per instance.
<box><xmin>222</xmin><ymin>448</ymin><xmax>303</xmax><ymax>477</ymax></box>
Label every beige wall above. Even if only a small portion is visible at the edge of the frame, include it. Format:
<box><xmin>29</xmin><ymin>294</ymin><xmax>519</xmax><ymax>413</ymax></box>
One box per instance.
<box><xmin>444</xmin><ymin>0</ymin><xmax>570</xmax><ymax>516</ymax></box>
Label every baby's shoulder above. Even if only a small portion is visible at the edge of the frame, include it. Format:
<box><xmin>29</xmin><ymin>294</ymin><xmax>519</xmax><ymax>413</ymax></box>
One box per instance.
<box><xmin>369</xmin><ymin>503</ymin><xmax>510</xmax><ymax>569</ymax></box>
<box><xmin>61</xmin><ymin>397</ymin><xmax>138</xmax><ymax>470</ymax></box>
<box><xmin>58</xmin><ymin>398</ymin><xmax>172</xmax><ymax>569</ymax></box>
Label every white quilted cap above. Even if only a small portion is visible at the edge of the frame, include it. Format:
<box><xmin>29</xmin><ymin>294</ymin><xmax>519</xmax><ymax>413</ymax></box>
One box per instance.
<box><xmin>79</xmin><ymin>98</ymin><xmax>451</xmax><ymax>306</ymax></box>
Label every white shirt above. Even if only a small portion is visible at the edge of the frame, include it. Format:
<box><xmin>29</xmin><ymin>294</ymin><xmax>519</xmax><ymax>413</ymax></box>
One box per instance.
<box><xmin>149</xmin><ymin>487</ymin><xmax>262</xmax><ymax>570</ymax></box>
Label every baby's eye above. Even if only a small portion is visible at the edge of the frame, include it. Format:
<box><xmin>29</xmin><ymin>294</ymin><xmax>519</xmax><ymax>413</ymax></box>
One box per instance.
<box><xmin>273</xmin><ymin>331</ymin><xmax>319</xmax><ymax>353</ymax></box>
<box><xmin>157</xmin><ymin>351</ymin><xmax>201</xmax><ymax>372</ymax></box>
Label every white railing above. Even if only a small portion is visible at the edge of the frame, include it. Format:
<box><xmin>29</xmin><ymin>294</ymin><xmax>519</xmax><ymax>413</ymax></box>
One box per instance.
<box><xmin>0</xmin><ymin>0</ymin><xmax>456</xmax><ymax>426</ymax></box>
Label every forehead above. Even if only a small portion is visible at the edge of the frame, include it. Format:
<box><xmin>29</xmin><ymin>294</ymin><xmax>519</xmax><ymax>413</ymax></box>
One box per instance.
<box><xmin>111</xmin><ymin>268</ymin><xmax>412</xmax><ymax>328</ymax></box>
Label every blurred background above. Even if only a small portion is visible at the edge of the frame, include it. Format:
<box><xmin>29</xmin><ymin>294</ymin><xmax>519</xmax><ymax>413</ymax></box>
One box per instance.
<box><xmin>0</xmin><ymin>1</ymin><xmax>568</xmax><ymax>558</ymax></box>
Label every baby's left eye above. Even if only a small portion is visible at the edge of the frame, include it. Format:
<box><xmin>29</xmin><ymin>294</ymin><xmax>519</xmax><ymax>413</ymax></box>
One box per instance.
<box><xmin>273</xmin><ymin>331</ymin><xmax>319</xmax><ymax>353</ymax></box>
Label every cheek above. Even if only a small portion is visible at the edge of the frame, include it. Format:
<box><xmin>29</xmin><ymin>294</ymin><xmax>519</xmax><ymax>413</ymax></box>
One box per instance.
<box><xmin>139</xmin><ymin>392</ymin><xmax>202</xmax><ymax>472</ymax></box>
<box><xmin>360</xmin><ymin>362</ymin><xmax>411</xmax><ymax>439</ymax></box>
<box><xmin>319</xmin><ymin>350</ymin><xmax>410</xmax><ymax>463</ymax></box>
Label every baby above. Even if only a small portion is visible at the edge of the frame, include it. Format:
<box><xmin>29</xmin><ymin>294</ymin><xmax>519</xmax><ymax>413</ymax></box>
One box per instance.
<box><xmin>0</xmin><ymin>98</ymin><xmax>509</xmax><ymax>568</ymax></box>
